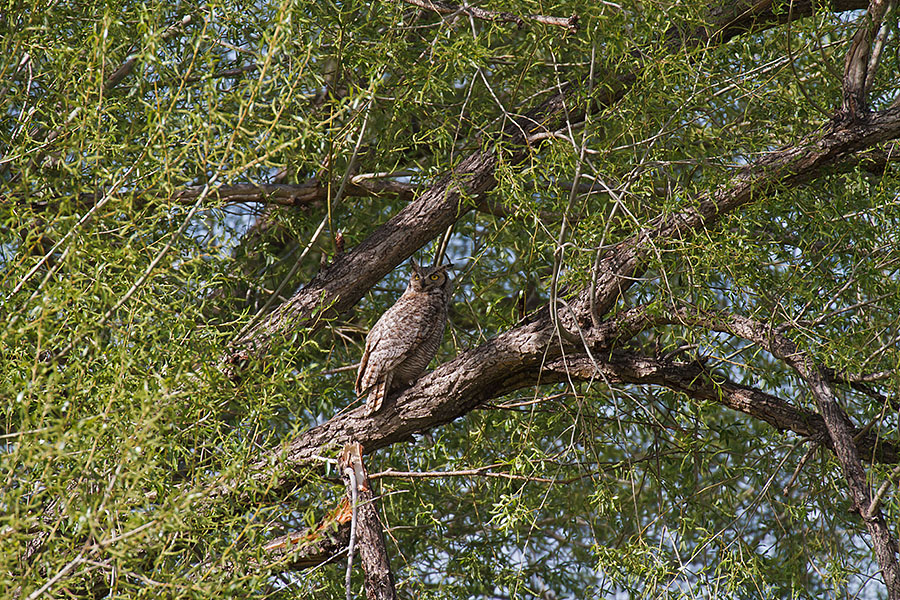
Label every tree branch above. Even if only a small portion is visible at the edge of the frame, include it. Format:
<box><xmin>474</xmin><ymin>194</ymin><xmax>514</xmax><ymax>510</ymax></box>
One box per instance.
<box><xmin>222</xmin><ymin>0</ymin><xmax>880</xmax><ymax>368</ymax></box>
<box><xmin>397</xmin><ymin>0</ymin><xmax>579</xmax><ymax>32</ymax></box>
<box><xmin>574</xmin><ymin>106</ymin><xmax>900</xmax><ymax>327</ymax></box>
<box><xmin>667</xmin><ymin>306</ymin><xmax>900</xmax><ymax>598</ymax></box>
<box><xmin>339</xmin><ymin>443</ymin><xmax>396</xmax><ymax>600</ymax></box>
<box><xmin>19</xmin><ymin>177</ymin><xmax>417</xmax><ymax>213</ymax></box>
<box><xmin>223</xmin><ymin>82</ymin><xmax>609</xmax><ymax>364</ymax></box>
<box><xmin>842</xmin><ymin>0</ymin><xmax>892</xmax><ymax>116</ymax></box>
<box><xmin>224</xmin><ymin>304</ymin><xmax>898</xmax><ymax>502</ymax></box>
<box><xmin>545</xmin><ymin>351</ymin><xmax>898</xmax><ymax>464</ymax></box>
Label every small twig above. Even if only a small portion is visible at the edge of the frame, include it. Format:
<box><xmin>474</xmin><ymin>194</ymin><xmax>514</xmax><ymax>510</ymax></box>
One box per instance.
<box><xmin>52</xmin><ymin>179</ymin><xmax>214</xmax><ymax>361</ymax></box>
<box><xmin>25</xmin><ymin>555</ymin><xmax>87</xmax><ymax>600</ymax></box>
<box><xmin>868</xmin><ymin>464</ymin><xmax>900</xmax><ymax>519</ymax></box>
<box><xmin>783</xmin><ymin>442</ymin><xmax>819</xmax><ymax>495</ymax></box>
<box><xmin>319</xmin><ymin>364</ymin><xmax>361</xmax><ymax>376</ymax></box>
<box><xmin>488</xmin><ymin>391</ymin><xmax>573</xmax><ymax>409</ymax></box>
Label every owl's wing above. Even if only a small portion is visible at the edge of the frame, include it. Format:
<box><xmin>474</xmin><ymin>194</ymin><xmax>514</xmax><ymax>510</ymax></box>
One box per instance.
<box><xmin>355</xmin><ymin>300</ymin><xmax>429</xmax><ymax>396</ymax></box>
<box><xmin>354</xmin><ymin>343</ymin><xmax>371</xmax><ymax>395</ymax></box>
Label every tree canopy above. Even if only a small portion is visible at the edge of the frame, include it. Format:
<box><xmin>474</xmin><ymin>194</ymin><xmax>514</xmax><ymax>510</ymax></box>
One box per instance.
<box><xmin>3</xmin><ymin>0</ymin><xmax>900</xmax><ymax>598</ymax></box>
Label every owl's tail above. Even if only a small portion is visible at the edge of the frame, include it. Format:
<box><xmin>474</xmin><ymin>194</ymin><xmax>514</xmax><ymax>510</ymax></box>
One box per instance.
<box><xmin>365</xmin><ymin>374</ymin><xmax>391</xmax><ymax>416</ymax></box>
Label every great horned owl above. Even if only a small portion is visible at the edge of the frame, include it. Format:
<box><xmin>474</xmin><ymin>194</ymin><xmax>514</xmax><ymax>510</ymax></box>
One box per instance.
<box><xmin>355</xmin><ymin>260</ymin><xmax>453</xmax><ymax>416</ymax></box>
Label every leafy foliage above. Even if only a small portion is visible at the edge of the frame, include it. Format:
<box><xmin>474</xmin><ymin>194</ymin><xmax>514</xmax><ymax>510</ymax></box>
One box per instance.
<box><xmin>2</xmin><ymin>0</ymin><xmax>900</xmax><ymax>599</ymax></box>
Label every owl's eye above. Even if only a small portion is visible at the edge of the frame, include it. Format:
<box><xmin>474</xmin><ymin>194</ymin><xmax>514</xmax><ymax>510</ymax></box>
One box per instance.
<box><xmin>429</xmin><ymin>274</ymin><xmax>440</xmax><ymax>281</ymax></box>
<box><xmin>413</xmin><ymin>275</ymin><xmax>420</xmax><ymax>280</ymax></box>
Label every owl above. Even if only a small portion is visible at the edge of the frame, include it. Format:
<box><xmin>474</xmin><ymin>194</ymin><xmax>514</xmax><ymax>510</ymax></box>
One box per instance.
<box><xmin>355</xmin><ymin>260</ymin><xmax>453</xmax><ymax>415</ymax></box>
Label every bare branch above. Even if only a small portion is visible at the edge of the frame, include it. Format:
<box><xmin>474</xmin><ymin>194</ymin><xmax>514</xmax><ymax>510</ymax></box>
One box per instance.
<box><xmin>20</xmin><ymin>178</ymin><xmax>417</xmax><ymax>212</ymax></box>
<box><xmin>339</xmin><ymin>443</ymin><xmax>397</xmax><ymax>600</ymax></box>
<box><xmin>397</xmin><ymin>0</ymin><xmax>579</xmax><ymax>32</ymax></box>
<box><xmin>680</xmin><ymin>0</ymin><xmax>869</xmax><ymax>48</ymax></box>
<box><xmin>842</xmin><ymin>0</ymin><xmax>892</xmax><ymax>116</ymax></box>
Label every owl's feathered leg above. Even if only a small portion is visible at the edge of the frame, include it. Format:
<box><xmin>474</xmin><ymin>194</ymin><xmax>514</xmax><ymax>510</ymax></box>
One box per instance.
<box><xmin>366</xmin><ymin>373</ymin><xmax>392</xmax><ymax>416</ymax></box>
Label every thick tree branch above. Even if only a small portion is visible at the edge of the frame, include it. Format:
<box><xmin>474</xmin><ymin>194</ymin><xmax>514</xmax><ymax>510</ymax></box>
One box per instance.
<box><xmin>222</xmin><ymin>106</ymin><xmax>900</xmax><ymax>503</ymax></box>
<box><xmin>230</xmin><ymin>304</ymin><xmax>898</xmax><ymax>500</ymax></box>
<box><xmin>224</xmin><ymin>82</ymin><xmax>610</xmax><ymax>364</ymax></box>
<box><xmin>221</xmin><ymin>54</ymin><xmax>900</xmax><ymax>598</ymax></box>
<box><xmin>208</xmin><ymin>1</ymin><xmax>900</xmax><ymax>583</ymax></box>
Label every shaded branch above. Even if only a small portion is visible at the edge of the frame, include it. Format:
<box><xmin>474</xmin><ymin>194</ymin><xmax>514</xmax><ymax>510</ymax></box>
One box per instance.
<box><xmin>176</xmin><ymin>179</ymin><xmax>417</xmax><ymax>206</ymax></box>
